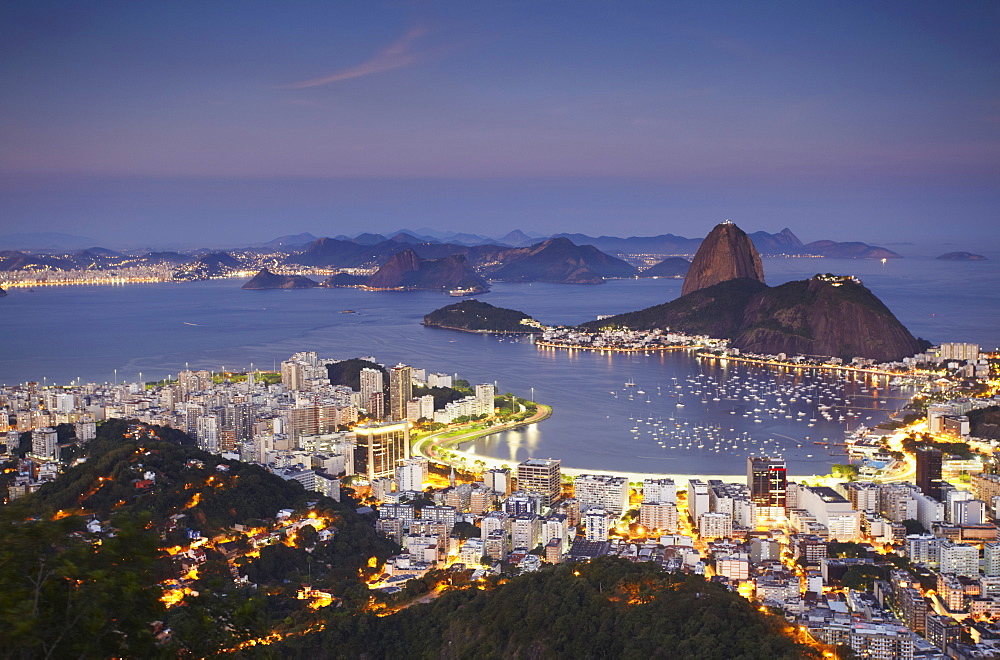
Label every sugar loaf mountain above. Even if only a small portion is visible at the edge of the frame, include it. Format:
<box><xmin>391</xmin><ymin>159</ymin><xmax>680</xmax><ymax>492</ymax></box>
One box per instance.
<box><xmin>584</xmin><ymin>222</ymin><xmax>922</xmax><ymax>362</ymax></box>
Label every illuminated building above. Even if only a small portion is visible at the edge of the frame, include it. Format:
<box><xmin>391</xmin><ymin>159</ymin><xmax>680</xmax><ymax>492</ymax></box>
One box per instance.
<box><xmin>747</xmin><ymin>456</ymin><xmax>787</xmax><ymax>508</ymax></box>
<box><xmin>396</xmin><ymin>457</ymin><xmax>428</xmax><ymax>492</ymax></box>
<box><xmin>642</xmin><ymin>478</ymin><xmax>676</xmax><ymax>504</ymax></box>
<box><xmin>511</xmin><ymin>513</ymin><xmax>541</xmax><ymax>552</ymax></box>
<box><xmin>359</xmin><ymin>368</ymin><xmax>383</xmax><ymax>408</ymax></box>
<box><xmin>353</xmin><ymin>421</ymin><xmax>410</xmax><ymax>481</ymax></box>
<box><xmin>985</xmin><ymin>542</ymin><xmax>1000</xmax><ymax>577</ymax></box>
<box><xmin>584</xmin><ymin>507</ymin><xmax>610</xmax><ymax>542</ymax></box>
<box><xmin>573</xmin><ymin>474</ymin><xmax>629</xmax><ymax>517</ymax></box>
<box><xmin>484</xmin><ymin>467</ymin><xmax>512</xmax><ymax>497</ymax></box>
<box><xmin>388</xmin><ymin>364</ymin><xmax>412</xmax><ymax>422</ymax></box>
<box><xmin>916</xmin><ymin>448</ymin><xmax>943</xmax><ymax>501</ymax></box>
<box><xmin>30</xmin><ymin>427</ymin><xmax>59</xmax><ymax>461</ymax></box>
<box><xmin>687</xmin><ymin>479</ymin><xmax>710</xmax><ymax>528</ymax></box>
<box><xmin>516</xmin><ymin>458</ymin><xmax>561</xmax><ymax>507</ymax></box>
<box><xmin>640</xmin><ymin>502</ymin><xmax>678</xmax><ymax>533</ymax></box>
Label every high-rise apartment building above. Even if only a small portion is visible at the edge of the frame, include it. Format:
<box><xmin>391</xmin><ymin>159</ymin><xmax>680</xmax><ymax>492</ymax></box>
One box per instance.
<box><xmin>642</xmin><ymin>478</ymin><xmax>677</xmax><ymax>505</ymax></box>
<box><xmin>584</xmin><ymin>507</ymin><xmax>610</xmax><ymax>542</ymax></box>
<box><xmin>574</xmin><ymin>474</ymin><xmax>629</xmax><ymax>516</ymax></box>
<box><xmin>939</xmin><ymin>343</ymin><xmax>980</xmax><ymax>362</ymax></box>
<box><xmin>516</xmin><ymin>458</ymin><xmax>562</xmax><ymax>507</ymax></box>
<box><xmin>195</xmin><ymin>414</ymin><xmax>220</xmax><ymax>453</ymax></box>
<box><xmin>396</xmin><ymin>457</ymin><xmax>428</xmax><ymax>492</ymax></box>
<box><xmin>747</xmin><ymin>456</ymin><xmax>787</xmax><ymax>508</ymax></box>
<box><xmin>30</xmin><ymin>427</ymin><xmax>59</xmax><ymax>461</ymax></box>
<box><xmin>354</xmin><ymin>421</ymin><xmax>410</xmax><ymax>481</ymax></box>
<box><xmin>916</xmin><ymin>448</ymin><xmax>943</xmax><ymax>501</ymax></box>
<box><xmin>687</xmin><ymin>479</ymin><xmax>710</xmax><ymax>527</ymax></box>
<box><xmin>388</xmin><ymin>365</ymin><xmax>413</xmax><ymax>422</ymax></box>
<box><xmin>360</xmin><ymin>368</ymin><xmax>383</xmax><ymax>402</ymax></box>
<box><xmin>475</xmin><ymin>383</ymin><xmax>496</xmax><ymax>415</ymax></box>
<box><xmin>984</xmin><ymin>542</ymin><xmax>1000</xmax><ymax>577</ymax></box>
<box><xmin>640</xmin><ymin>502</ymin><xmax>678</xmax><ymax>533</ymax></box>
<box><xmin>484</xmin><ymin>468</ymin><xmax>512</xmax><ymax>497</ymax></box>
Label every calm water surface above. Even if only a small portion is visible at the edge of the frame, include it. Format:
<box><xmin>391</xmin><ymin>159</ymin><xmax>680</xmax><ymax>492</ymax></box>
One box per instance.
<box><xmin>2</xmin><ymin>255</ymin><xmax>997</xmax><ymax>476</ymax></box>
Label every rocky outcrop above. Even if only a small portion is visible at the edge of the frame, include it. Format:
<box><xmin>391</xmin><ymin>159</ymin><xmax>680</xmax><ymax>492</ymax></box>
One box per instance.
<box><xmin>639</xmin><ymin>257</ymin><xmax>690</xmax><ymax>278</ymax></box>
<box><xmin>242</xmin><ymin>268</ymin><xmax>318</xmax><ymax>290</ymax></box>
<box><xmin>583</xmin><ymin>275</ymin><xmax>920</xmax><ymax>362</ymax></box>
<box><xmin>682</xmin><ymin>222</ymin><xmax>765</xmax><ymax>296</ymax></box>
<box><xmin>733</xmin><ymin>276</ymin><xmax>921</xmax><ymax>362</ymax></box>
<box><xmin>938</xmin><ymin>252</ymin><xmax>987</xmax><ymax>261</ymax></box>
<box><xmin>0</xmin><ymin>286</ymin><xmax>6</xmax><ymax>297</ymax></box>
<box><xmin>365</xmin><ymin>250</ymin><xmax>489</xmax><ymax>292</ymax></box>
<box><xmin>748</xmin><ymin>228</ymin><xmax>803</xmax><ymax>254</ymax></box>
<box><xmin>581</xmin><ymin>278</ymin><xmax>768</xmax><ymax>339</ymax></box>
<box><xmin>485</xmin><ymin>237</ymin><xmax>637</xmax><ymax>284</ymax></box>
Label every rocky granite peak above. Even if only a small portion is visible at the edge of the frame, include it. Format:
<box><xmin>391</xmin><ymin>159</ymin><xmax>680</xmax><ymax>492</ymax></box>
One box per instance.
<box><xmin>682</xmin><ymin>222</ymin><xmax>765</xmax><ymax>296</ymax></box>
<box><xmin>366</xmin><ymin>250</ymin><xmax>489</xmax><ymax>292</ymax></box>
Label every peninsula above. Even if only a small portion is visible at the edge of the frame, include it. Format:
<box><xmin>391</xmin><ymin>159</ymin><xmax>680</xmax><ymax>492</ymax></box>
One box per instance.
<box><xmin>581</xmin><ymin>222</ymin><xmax>922</xmax><ymax>362</ymax></box>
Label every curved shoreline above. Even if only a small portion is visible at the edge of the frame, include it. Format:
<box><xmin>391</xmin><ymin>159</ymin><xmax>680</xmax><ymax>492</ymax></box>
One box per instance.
<box><xmin>411</xmin><ymin>403</ymin><xmax>553</xmax><ymax>466</ymax></box>
<box><xmin>410</xmin><ymin>403</ymin><xmax>824</xmax><ymax>483</ymax></box>
<box><xmin>695</xmin><ymin>352</ymin><xmax>907</xmax><ymax>377</ymax></box>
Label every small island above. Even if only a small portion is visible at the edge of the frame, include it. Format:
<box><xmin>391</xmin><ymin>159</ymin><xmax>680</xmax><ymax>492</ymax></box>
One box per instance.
<box><xmin>242</xmin><ymin>268</ymin><xmax>319</xmax><ymax>289</ymax></box>
<box><xmin>0</xmin><ymin>286</ymin><xmax>6</xmax><ymax>297</ymax></box>
<box><xmin>423</xmin><ymin>299</ymin><xmax>541</xmax><ymax>333</ymax></box>
<box><xmin>937</xmin><ymin>251</ymin><xmax>987</xmax><ymax>261</ymax></box>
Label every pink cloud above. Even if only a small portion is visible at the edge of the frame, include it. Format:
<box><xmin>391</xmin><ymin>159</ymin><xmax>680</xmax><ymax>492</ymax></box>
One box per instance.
<box><xmin>283</xmin><ymin>25</ymin><xmax>430</xmax><ymax>89</ymax></box>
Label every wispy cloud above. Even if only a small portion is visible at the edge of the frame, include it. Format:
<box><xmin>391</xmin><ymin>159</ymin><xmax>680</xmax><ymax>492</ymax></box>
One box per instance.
<box><xmin>284</xmin><ymin>25</ymin><xmax>431</xmax><ymax>89</ymax></box>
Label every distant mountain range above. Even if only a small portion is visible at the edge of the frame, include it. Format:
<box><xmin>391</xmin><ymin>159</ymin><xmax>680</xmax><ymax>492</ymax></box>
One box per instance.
<box><xmin>0</xmin><ymin>227</ymin><xmax>904</xmax><ymax>292</ymax></box>
<box><xmin>362</xmin><ymin>250</ymin><xmax>489</xmax><ymax>292</ymax></box>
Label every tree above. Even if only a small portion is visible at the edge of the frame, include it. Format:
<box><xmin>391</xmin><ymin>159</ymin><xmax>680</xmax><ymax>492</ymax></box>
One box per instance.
<box><xmin>831</xmin><ymin>464</ymin><xmax>859</xmax><ymax>481</ymax></box>
<box><xmin>840</xmin><ymin>565</ymin><xmax>886</xmax><ymax>591</ymax></box>
<box><xmin>452</xmin><ymin>521</ymin><xmax>480</xmax><ymax>540</ymax></box>
<box><xmin>296</xmin><ymin>523</ymin><xmax>319</xmax><ymax>549</ymax></box>
<box><xmin>902</xmin><ymin>519</ymin><xmax>927</xmax><ymax>535</ymax></box>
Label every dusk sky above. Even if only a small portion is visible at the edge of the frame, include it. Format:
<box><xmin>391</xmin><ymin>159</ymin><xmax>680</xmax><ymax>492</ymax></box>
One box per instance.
<box><xmin>1</xmin><ymin>1</ymin><xmax>998</xmax><ymax>249</ymax></box>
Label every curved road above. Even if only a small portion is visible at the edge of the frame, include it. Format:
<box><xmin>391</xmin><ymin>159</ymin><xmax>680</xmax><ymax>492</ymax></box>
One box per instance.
<box><xmin>411</xmin><ymin>404</ymin><xmax>553</xmax><ymax>469</ymax></box>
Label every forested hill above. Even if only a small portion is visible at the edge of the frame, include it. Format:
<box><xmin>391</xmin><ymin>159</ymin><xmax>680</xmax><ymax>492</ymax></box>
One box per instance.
<box><xmin>423</xmin><ymin>299</ymin><xmax>539</xmax><ymax>333</ymax></box>
<box><xmin>1</xmin><ymin>419</ymin><xmax>396</xmax><ymax>658</ymax></box>
<box><xmin>8</xmin><ymin>418</ymin><xmax>307</xmax><ymax>531</ymax></box>
<box><xmin>327</xmin><ymin>358</ymin><xmax>388</xmax><ymax>392</ymax></box>
<box><xmin>270</xmin><ymin>557</ymin><xmax>815</xmax><ymax>659</ymax></box>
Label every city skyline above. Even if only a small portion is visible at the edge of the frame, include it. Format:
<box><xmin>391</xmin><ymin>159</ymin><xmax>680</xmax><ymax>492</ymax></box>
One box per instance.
<box><xmin>1</xmin><ymin>1</ymin><xmax>998</xmax><ymax>247</ymax></box>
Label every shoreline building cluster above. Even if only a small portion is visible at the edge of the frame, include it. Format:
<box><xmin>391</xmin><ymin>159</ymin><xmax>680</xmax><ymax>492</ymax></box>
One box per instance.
<box><xmin>0</xmin><ymin>351</ymin><xmax>499</xmax><ymax>501</ymax></box>
<box><xmin>2</xmin><ymin>339</ymin><xmax>998</xmax><ymax>657</ymax></box>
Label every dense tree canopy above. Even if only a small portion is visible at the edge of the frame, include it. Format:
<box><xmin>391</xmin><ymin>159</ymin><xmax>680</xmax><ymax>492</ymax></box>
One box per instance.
<box><xmin>270</xmin><ymin>557</ymin><xmax>815</xmax><ymax>659</ymax></box>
